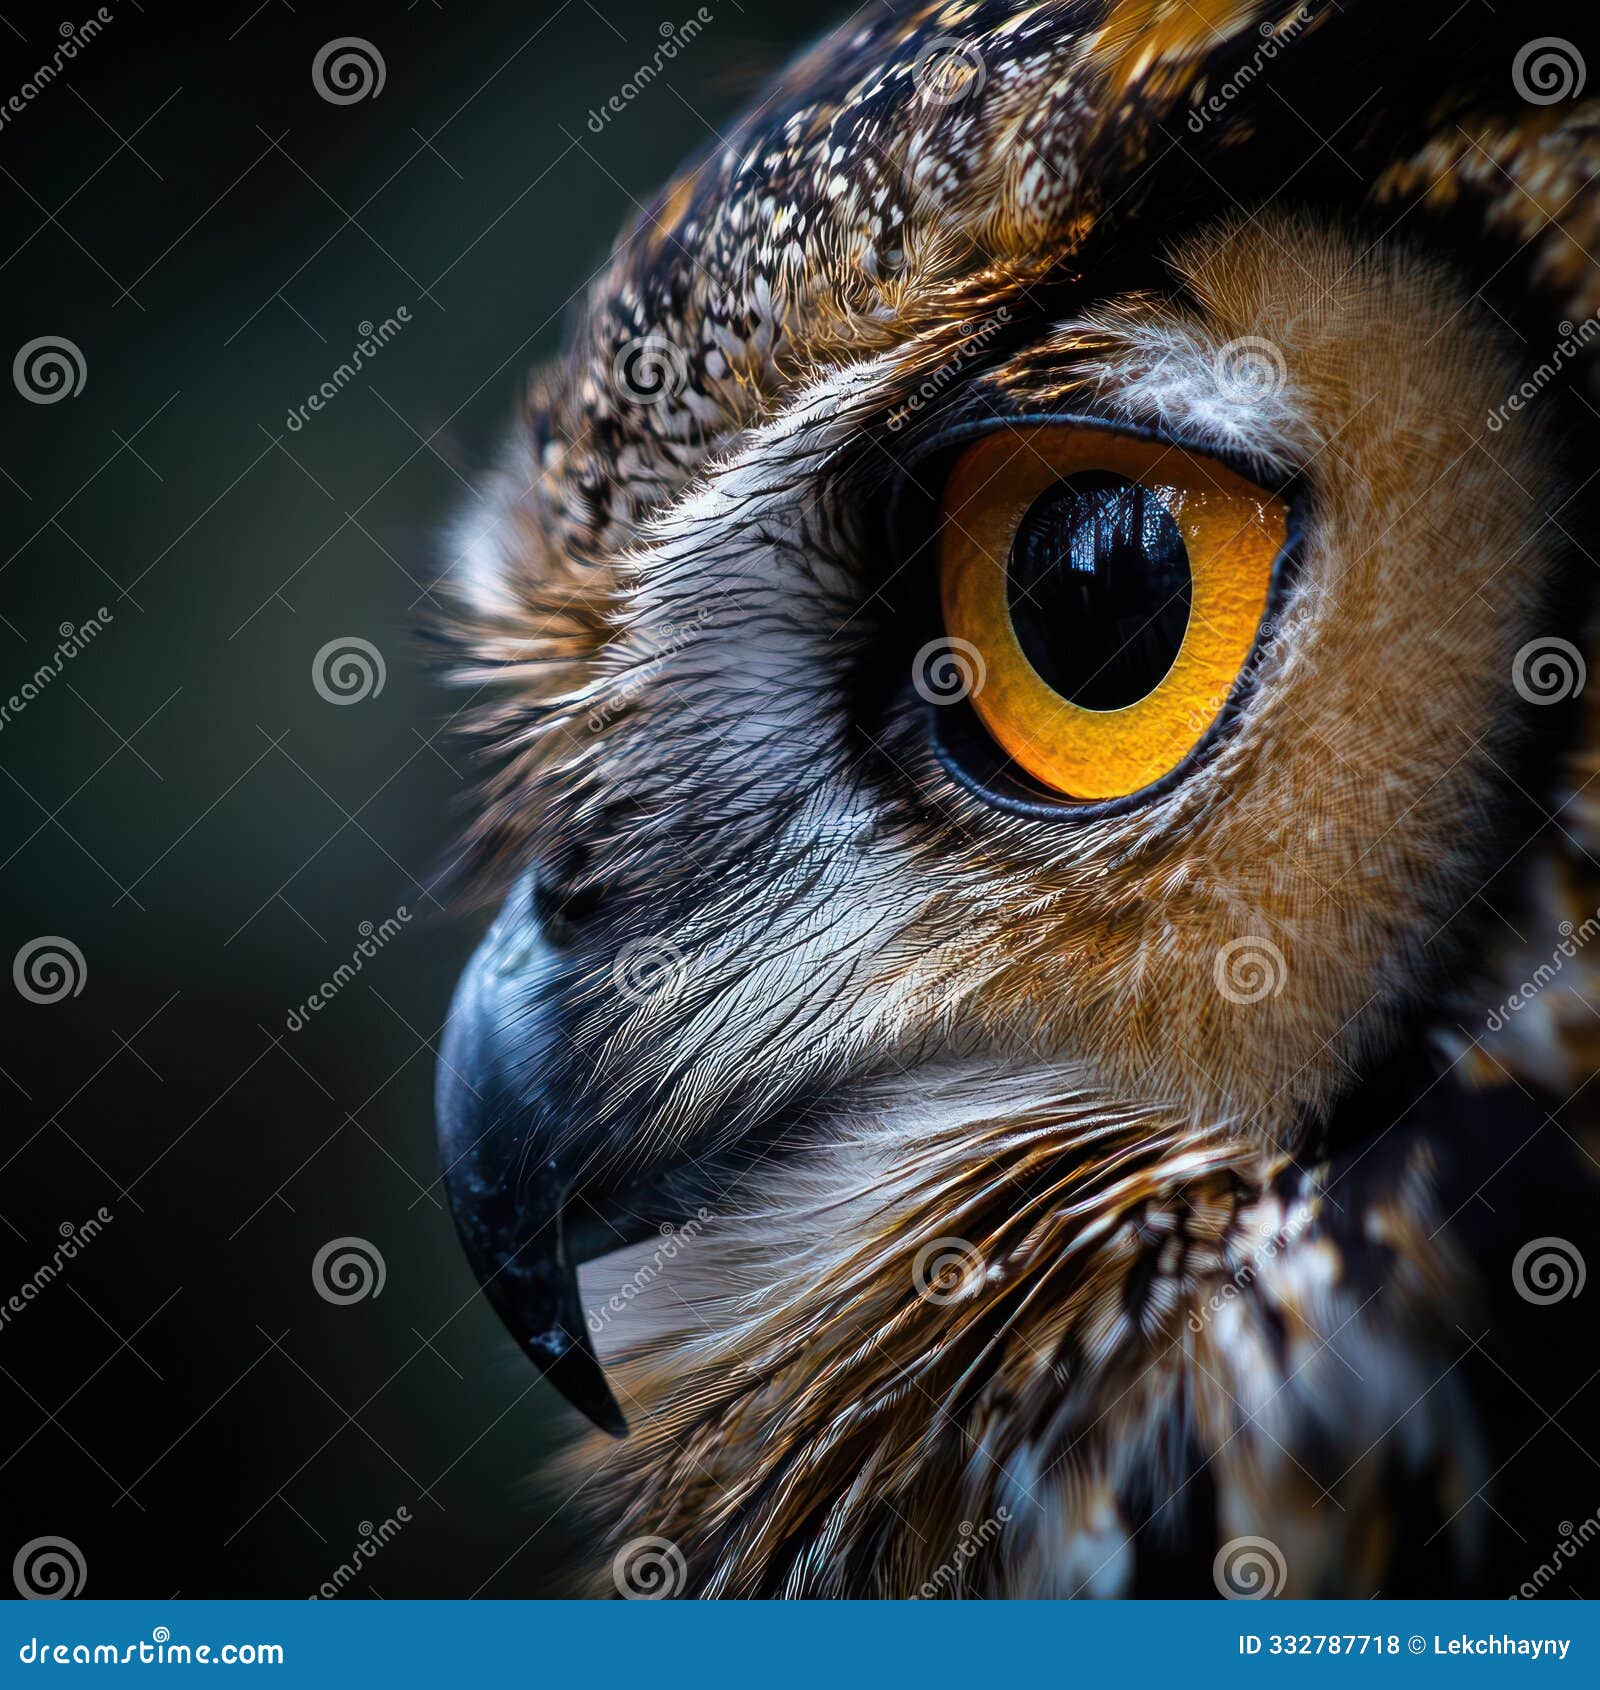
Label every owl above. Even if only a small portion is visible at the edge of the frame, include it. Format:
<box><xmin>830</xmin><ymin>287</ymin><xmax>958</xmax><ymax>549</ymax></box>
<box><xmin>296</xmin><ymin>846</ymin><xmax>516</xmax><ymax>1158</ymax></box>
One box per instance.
<box><xmin>435</xmin><ymin>0</ymin><xmax>1600</xmax><ymax>1598</ymax></box>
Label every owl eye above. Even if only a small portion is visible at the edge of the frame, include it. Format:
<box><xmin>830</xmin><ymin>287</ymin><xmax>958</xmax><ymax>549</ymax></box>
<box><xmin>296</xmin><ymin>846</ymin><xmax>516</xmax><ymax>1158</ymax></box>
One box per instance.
<box><xmin>935</xmin><ymin>423</ymin><xmax>1290</xmax><ymax>803</ymax></box>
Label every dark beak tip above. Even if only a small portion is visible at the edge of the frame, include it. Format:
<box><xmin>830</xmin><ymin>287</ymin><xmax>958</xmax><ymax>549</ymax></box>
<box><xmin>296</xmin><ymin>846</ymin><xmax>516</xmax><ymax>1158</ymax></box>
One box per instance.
<box><xmin>595</xmin><ymin>1403</ymin><xmax>630</xmax><ymax>1440</ymax></box>
<box><xmin>552</xmin><ymin>1374</ymin><xmax>628</xmax><ymax>1437</ymax></box>
<box><xmin>530</xmin><ymin>1323</ymin><xmax>631</xmax><ymax>1439</ymax></box>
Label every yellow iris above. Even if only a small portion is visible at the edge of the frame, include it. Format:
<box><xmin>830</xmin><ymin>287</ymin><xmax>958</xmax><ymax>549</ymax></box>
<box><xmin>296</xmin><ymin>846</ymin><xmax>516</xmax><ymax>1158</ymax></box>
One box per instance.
<box><xmin>937</xmin><ymin>424</ymin><xmax>1288</xmax><ymax>802</ymax></box>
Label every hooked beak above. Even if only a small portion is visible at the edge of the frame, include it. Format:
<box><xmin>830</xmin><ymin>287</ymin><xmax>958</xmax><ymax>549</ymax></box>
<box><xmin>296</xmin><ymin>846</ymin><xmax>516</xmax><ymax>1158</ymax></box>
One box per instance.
<box><xmin>435</xmin><ymin>874</ymin><xmax>658</xmax><ymax>1438</ymax></box>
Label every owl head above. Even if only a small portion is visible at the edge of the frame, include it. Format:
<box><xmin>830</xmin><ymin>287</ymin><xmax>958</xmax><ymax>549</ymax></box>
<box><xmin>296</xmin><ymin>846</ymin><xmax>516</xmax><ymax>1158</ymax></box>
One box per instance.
<box><xmin>435</xmin><ymin>0</ymin><xmax>1600</xmax><ymax>1472</ymax></box>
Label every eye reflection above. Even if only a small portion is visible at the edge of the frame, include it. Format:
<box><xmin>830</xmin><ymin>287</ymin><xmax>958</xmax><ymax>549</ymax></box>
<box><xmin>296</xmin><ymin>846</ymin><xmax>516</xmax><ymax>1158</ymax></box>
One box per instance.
<box><xmin>1008</xmin><ymin>471</ymin><xmax>1193</xmax><ymax>712</ymax></box>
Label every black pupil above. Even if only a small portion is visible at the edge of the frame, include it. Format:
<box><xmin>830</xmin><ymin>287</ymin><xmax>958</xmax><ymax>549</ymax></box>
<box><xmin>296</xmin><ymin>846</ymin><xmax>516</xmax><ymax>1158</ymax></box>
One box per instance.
<box><xmin>1007</xmin><ymin>471</ymin><xmax>1192</xmax><ymax>711</ymax></box>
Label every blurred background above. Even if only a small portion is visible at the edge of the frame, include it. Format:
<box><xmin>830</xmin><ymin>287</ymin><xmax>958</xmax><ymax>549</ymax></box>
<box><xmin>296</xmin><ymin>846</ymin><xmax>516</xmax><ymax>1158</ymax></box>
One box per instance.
<box><xmin>0</xmin><ymin>0</ymin><xmax>837</xmax><ymax>1598</ymax></box>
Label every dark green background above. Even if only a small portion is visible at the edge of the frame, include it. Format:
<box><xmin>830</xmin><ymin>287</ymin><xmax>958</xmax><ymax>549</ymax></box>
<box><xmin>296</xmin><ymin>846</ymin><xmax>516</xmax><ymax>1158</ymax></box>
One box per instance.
<box><xmin>0</xmin><ymin>0</ymin><xmax>837</xmax><ymax>1597</ymax></box>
